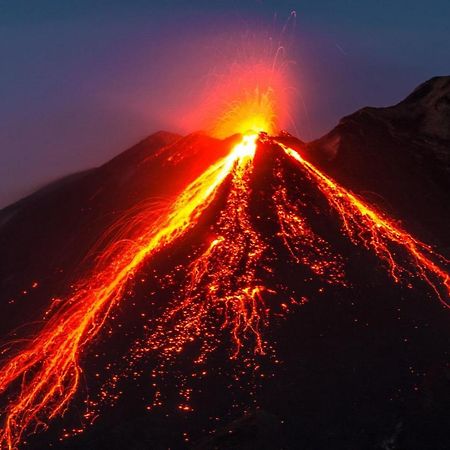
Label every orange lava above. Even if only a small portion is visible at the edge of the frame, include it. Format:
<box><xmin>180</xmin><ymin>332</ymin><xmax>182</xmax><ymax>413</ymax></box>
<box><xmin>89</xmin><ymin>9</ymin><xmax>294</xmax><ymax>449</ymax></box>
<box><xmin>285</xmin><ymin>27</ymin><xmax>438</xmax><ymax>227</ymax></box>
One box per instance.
<box><xmin>272</xmin><ymin>169</ymin><xmax>347</xmax><ymax>286</ymax></box>
<box><xmin>144</xmin><ymin>141</ymin><xmax>268</xmax><ymax>363</ymax></box>
<box><xmin>0</xmin><ymin>135</ymin><xmax>258</xmax><ymax>449</ymax></box>
<box><xmin>279</xmin><ymin>141</ymin><xmax>449</xmax><ymax>305</ymax></box>
<box><xmin>0</xmin><ymin>132</ymin><xmax>448</xmax><ymax>449</ymax></box>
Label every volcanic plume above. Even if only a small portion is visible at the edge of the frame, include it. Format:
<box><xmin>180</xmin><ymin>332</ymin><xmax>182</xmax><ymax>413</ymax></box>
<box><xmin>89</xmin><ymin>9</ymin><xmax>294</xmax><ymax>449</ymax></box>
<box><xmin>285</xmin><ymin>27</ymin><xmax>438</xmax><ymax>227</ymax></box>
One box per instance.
<box><xmin>0</xmin><ymin>77</ymin><xmax>449</xmax><ymax>450</ymax></box>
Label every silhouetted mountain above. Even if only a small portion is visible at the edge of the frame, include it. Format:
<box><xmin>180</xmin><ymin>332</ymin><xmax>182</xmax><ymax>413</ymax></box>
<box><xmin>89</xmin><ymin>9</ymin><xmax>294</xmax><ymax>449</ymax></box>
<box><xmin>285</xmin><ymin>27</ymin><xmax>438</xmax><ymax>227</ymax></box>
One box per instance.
<box><xmin>305</xmin><ymin>76</ymin><xmax>450</xmax><ymax>247</ymax></box>
<box><xmin>0</xmin><ymin>79</ymin><xmax>449</xmax><ymax>450</ymax></box>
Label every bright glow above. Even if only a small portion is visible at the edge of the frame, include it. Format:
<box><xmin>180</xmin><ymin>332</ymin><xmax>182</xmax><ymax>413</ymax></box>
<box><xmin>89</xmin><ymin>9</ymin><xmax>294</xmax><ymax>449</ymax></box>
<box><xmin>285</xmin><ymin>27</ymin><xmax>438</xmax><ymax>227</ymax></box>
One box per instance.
<box><xmin>212</xmin><ymin>86</ymin><xmax>277</xmax><ymax>137</ymax></box>
<box><xmin>185</xmin><ymin>55</ymin><xmax>293</xmax><ymax>139</ymax></box>
<box><xmin>228</xmin><ymin>133</ymin><xmax>258</xmax><ymax>159</ymax></box>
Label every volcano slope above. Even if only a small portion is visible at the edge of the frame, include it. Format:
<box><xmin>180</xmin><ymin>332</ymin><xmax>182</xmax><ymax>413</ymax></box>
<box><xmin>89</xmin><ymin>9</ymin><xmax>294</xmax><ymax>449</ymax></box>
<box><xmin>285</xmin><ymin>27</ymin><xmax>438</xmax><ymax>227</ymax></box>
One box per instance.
<box><xmin>0</xmin><ymin>79</ymin><xmax>449</xmax><ymax>450</ymax></box>
<box><xmin>305</xmin><ymin>75</ymin><xmax>450</xmax><ymax>247</ymax></box>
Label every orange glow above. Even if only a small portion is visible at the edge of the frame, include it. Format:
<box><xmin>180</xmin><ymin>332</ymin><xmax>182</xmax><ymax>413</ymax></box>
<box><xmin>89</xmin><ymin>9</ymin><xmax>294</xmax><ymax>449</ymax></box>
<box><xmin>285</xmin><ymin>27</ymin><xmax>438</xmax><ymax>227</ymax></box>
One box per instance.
<box><xmin>186</xmin><ymin>53</ymin><xmax>293</xmax><ymax>138</ymax></box>
<box><xmin>212</xmin><ymin>85</ymin><xmax>277</xmax><ymax>137</ymax></box>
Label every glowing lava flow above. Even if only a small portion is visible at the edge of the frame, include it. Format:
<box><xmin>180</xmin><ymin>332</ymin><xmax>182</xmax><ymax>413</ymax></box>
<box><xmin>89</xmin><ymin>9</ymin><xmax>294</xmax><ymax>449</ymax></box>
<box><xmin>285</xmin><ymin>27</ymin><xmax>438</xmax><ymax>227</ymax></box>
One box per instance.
<box><xmin>278</xmin><ymin>141</ymin><xmax>449</xmax><ymax>305</ymax></box>
<box><xmin>128</xmin><ymin>148</ymin><xmax>270</xmax><ymax>412</ymax></box>
<box><xmin>0</xmin><ymin>131</ymin><xmax>449</xmax><ymax>449</ymax></box>
<box><xmin>0</xmin><ymin>135</ymin><xmax>258</xmax><ymax>450</ymax></box>
<box><xmin>142</xmin><ymin>144</ymin><xmax>268</xmax><ymax>367</ymax></box>
<box><xmin>272</xmin><ymin>169</ymin><xmax>347</xmax><ymax>286</ymax></box>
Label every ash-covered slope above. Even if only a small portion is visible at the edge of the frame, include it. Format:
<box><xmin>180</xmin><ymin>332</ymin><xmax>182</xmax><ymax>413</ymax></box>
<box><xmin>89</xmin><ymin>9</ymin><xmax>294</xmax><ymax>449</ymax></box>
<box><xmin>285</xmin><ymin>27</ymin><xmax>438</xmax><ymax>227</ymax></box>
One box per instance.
<box><xmin>0</xmin><ymin>80</ymin><xmax>449</xmax><ymax>450</ymax></box>
<box><xmin>305</xmin><ymin>76</ymin><xmax>450</xmax><ymax>247</ymax></box>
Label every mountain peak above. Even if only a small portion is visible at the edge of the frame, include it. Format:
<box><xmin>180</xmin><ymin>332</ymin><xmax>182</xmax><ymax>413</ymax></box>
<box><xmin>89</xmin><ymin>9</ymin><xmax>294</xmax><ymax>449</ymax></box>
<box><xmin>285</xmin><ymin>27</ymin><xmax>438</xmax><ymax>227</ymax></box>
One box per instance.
<box><xmin>401</xmin><ymin>75</ymin><xmax>450</xmax><ymax>107</ymax></box>
<box><xmin>306</xmin><ymin>77</ymin><xmax>450</xmax><ymax>246</ymax></box>
<box><xmin>389</xmin><ymin>75</ymin><xmax>450</xmax><ymax>141</ymax></box>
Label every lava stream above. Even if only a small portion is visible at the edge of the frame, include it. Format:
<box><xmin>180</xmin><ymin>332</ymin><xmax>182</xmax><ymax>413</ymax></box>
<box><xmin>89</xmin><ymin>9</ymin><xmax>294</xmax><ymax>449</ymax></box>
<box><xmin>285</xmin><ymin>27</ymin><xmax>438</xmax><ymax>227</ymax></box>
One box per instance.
<box><xmin>0</xmin><ymin>133</ymin><xmax>449</xmax><ymax>450</ymax></box>
<box><xmin>278</xmin><ymin>141</ymin><xmax>449</xmax><ymax>305</ymax></box>
<box><xmin>137</xmin><ymin>147</ymin><xmax>268</xmax><ymax>371</ymax></box>
<box><xmin>151</xmin><ymin>151</ymin><xmax>267</xmax><ymax>361</ymax></box>
<box><xmin>0</xmin><ymin>135</ymin><xmax>258</xmax><ymax>450</ymax></box>
<box><xmin>272</xmin><ymin>169</ymin><xmax>347</xmax><ymax>286</ymax></box>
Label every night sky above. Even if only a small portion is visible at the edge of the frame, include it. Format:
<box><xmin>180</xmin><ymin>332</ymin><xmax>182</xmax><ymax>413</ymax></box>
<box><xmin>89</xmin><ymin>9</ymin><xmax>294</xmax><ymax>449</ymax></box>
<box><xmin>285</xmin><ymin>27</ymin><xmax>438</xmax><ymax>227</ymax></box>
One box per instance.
<box><xmin>1</xmin><ymin>0</ymin><xmax>449</xmax><ymax>207</ymax></box>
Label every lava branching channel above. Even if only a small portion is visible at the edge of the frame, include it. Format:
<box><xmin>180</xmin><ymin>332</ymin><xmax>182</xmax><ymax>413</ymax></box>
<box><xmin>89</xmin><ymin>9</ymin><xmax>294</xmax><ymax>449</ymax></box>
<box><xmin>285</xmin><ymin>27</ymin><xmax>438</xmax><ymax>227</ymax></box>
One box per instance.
<box><xmin>0</xmin><ymin>133</ymin><xmax>448</xmax><ymax>449</ymax></box>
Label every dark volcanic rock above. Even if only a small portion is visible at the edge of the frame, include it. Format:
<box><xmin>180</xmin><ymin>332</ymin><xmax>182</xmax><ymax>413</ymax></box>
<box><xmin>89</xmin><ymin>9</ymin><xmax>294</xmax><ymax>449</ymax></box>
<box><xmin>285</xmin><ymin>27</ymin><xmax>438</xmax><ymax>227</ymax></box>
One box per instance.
<box><xmin>305</xmin><ymin>76</ymin><xmax>450</xmax><ymax>247</ymax></box>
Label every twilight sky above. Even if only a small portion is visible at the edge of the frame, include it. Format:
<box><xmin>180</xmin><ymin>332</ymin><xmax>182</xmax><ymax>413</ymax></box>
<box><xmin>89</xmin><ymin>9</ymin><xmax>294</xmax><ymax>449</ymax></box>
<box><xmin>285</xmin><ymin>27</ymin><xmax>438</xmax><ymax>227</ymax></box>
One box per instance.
<box><xmin>1</xmin><ymin>0</ymin><xmax>449</xmax><ymax>207</ymax></box>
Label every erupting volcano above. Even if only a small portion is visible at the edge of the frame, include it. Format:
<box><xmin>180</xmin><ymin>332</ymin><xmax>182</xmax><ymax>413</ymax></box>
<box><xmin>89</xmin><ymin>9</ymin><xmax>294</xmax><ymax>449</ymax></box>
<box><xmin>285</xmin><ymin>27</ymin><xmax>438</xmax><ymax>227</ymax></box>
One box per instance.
<box><xmin>0</xmin><ymin>76</ymin><xmax>449</xmax><ymax>450</ymax></box>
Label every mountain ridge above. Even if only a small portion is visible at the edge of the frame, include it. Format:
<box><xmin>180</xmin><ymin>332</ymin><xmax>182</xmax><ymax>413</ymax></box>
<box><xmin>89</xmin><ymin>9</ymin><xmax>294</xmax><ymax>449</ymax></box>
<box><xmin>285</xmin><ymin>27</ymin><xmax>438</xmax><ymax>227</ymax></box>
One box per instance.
<box><xmin>305</xmin><ymin>75</ymin><xmax>450</xmax><ymax>247</ymax></box>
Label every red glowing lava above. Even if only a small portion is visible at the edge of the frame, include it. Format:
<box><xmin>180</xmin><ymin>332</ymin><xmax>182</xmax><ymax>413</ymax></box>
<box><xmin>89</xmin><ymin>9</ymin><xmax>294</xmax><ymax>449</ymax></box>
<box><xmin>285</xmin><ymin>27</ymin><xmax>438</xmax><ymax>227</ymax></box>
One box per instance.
<box><xmin>0</xmin><ymin>135</ymin><xmax>258</xmax><ymax>449</ymax></box>
<box><xmin>0</xmin><ymin>126</ymin><xmax>448</xmax><ymax>449</ymax></box>
<box><xmin>279</xmin><ymin>142</ymin><xmax>449</xmax><ymax>305</ymax></box>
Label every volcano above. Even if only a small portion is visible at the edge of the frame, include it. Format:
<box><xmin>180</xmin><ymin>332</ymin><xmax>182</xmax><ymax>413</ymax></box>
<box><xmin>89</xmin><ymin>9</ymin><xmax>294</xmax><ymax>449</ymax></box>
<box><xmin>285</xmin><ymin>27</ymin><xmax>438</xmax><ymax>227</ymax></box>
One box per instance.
<box><xmin>0</xmin><ymin>77</ymin><xmax>449</xmax><ymax>450</ymax></box>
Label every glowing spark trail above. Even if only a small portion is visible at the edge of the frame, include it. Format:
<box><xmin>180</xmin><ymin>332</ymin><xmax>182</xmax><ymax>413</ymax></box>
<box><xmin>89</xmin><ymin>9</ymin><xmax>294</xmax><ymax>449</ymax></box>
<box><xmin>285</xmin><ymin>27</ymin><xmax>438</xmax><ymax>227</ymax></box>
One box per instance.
<box><xmin>278</xmin><ymin>141</ymin><xmax>449</xmax><ymax>305</ymax></box>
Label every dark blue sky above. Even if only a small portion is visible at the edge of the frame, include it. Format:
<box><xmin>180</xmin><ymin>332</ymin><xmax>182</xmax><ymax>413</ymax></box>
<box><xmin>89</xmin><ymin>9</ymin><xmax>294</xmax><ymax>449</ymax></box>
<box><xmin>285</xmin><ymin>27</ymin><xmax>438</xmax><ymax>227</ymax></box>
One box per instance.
<box><xmin>1</xmin><ymin>0</ymin><xmax>449</xmax><ymax>207</ymax></box>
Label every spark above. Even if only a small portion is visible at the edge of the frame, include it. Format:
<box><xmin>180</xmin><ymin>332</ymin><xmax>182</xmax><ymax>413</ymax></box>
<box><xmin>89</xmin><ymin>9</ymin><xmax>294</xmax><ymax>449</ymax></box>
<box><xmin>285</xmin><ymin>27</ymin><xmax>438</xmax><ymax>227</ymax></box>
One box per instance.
<box><xmin>212</xmin><ymin>85</ymin><xmax>277</xmax><ymax>137</ymax></box>
<box><xmin>185</xmin><ymin>28</ymin><xmax>295</xmax><ymax>139</ymax></box>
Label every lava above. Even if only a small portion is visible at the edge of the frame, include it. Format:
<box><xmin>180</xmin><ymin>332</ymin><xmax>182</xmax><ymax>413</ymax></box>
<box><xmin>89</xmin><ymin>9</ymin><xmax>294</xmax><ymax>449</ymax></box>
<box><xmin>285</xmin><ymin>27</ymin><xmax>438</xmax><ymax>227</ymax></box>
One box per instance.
<box><xmin>0</xmin><ymin>131</ymin><xmax>448</xmax><ymax>450</ymax></box>
<box><xmin>272</xmin><ymin>169</ymin><xmax>347</xmax><ymax>286</ymax></box>
<box><xmin>0</xmin><ymin>135</ymin><xmax>258</xmax><ymax>449</ymax></box>
<box><xmin>138</xmin><ymin>141</ymin><xmax>268</xmax><ymax>366</ymax></box>
<box><xmin>278</xmin><ymin>141</ymin><xmax>449</xmax><ymax>305</ymax></box>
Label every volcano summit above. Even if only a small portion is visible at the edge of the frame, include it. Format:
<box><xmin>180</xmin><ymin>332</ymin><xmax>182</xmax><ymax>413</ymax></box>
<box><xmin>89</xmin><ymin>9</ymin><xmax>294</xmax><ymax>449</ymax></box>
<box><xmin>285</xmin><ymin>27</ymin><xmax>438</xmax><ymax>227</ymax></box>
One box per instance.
<box><xmin>0</xmin><ymin>77</ymin><xmax>449</xmax><ymax>450</ymax></box>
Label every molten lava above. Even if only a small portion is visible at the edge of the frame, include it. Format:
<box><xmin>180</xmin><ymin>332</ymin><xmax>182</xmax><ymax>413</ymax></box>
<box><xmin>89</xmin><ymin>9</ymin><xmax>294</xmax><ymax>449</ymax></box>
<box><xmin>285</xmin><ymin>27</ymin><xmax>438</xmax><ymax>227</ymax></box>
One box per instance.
<box><xmin>0</xmin><ymin>135</ymin><xmax>258</xmax><ymax>449</ymax></box>
<box><xmin>0</xmin><ymin>130</ymin><xmax>448</xmax><ymax>449</ymax></box>
<box><xmin>279</xmin><ymin>143</ymin><xmax>449</xmax><ymax>305</ymax></box>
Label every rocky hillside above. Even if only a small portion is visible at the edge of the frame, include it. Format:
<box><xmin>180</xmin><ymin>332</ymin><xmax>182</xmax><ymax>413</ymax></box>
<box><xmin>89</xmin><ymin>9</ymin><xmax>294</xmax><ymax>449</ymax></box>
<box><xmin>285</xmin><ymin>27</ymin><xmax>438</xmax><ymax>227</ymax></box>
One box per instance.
<box><xmin>305</xmin><ymin>76</ymin><xmax>450</xmax><ymax>247</ymax></box>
